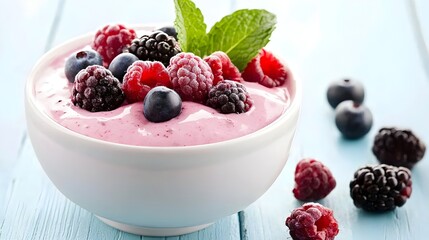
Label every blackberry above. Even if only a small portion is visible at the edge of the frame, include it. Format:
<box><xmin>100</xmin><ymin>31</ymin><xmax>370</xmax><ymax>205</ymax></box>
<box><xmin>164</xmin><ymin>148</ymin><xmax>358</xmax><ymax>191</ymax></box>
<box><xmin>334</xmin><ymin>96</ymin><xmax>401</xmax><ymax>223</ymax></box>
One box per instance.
<box><xmin>206</xmin><ymin>80</ymin><xmax>253</xmax><ymax>114</ymax></box>
<box><xmin>71</xmin><ymin>65</ymin><xmax>125</xmax><ymax>112</ymax></box>
<box><xmin>350</xmin><ymin>164</ymin><xmax>412</xmax><ymax>212</ymax></box>
<box><xmin>372</xmin><ymin>127</ymin><xmax>426</xmax><ymax>169</ymax></box>
<box><xmin>125</xmin><ymin>31</ymin><xmax>181</xmax><ymax>67</ymax></box>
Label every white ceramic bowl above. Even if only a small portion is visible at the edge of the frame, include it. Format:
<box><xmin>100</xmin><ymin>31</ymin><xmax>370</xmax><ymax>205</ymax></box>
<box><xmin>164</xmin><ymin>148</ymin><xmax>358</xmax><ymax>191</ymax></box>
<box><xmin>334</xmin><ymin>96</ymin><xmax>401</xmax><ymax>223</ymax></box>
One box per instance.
<box><xmin>25</xmin><ymin>27</ymin><xmax>301</xmax><ymax>236</ymax></box>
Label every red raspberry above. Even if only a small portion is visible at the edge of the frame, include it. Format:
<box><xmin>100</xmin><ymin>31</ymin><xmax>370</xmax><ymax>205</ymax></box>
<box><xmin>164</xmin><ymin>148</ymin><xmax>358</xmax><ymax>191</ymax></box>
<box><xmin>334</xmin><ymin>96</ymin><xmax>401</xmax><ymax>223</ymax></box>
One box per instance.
<box><xmin>242</xmin><ymin>48</ymin><xmax>288</xmax><ymax>88</ymax></box>
<box><xmin>293</xmin><ymin>158</ymin><xmax>336</xmax><ymax>201</ymax></box>
<box><xmin>204</xmin><ymin>51</ymin><xmax>243</xmax><ymax>85</ymax></box>
<box><xmin>122</xmin><ymin>61</ymin><xmax>172</xmax><ymax>103</ymax></box>
<box><xmin>167</xmin><ymin>52</ymin><xmax>214</xmax><ymax>103</ymax></box>
<box><xmin>286</xmin><ymin>202</ymin><xmax>339</xmax><ymax>240</ymax></box>
<box><xmin>92</xmin><ymin>24</ymin><xmax>137</xmax><ymax>67</ymax></box>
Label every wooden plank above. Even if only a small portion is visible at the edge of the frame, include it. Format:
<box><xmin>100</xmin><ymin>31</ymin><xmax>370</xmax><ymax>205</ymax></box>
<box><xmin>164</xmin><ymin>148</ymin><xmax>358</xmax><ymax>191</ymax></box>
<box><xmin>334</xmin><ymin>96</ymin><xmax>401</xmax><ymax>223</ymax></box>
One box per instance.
<box><xmin>233</xmin><ymin>0</ymin><xmax>429</xmax><ymax>239</ymax></box>
<box><xmin>1</xmin><ymin>1</ymin><xmax>242</xmax><ymax>239</ymax></box>
<box><xmin>0</xmin><ymin>0</ymin><xmax>61</xmax><ymax>223</ymax></box>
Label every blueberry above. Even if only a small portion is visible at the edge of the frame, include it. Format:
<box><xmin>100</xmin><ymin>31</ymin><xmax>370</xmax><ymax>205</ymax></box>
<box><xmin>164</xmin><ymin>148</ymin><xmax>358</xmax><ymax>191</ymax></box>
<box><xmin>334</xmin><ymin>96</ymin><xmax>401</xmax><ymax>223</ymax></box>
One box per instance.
<box><xmin>143</xmin><ymin>86</ymin><xmax>182</xmax><ymax>123</ymax></box>
<box><xmin>155</xmin><ymin>26</ymin><xmax>178</xmax><ymax>40</ymax></box>
<box><xmin>65</xmin><ymin>50</ymin><xmax>102</xmax><ymax>83</ymax></box>
<box><xmin>327</xmin><ymin>79</ymin><xmax>365</xmax><ymax>109</ymax></box>
<box><xmin>108</xmin><ymin>53</ymin><xmax>139</xmax><ymax>82</ymax></box>
<box><xmin>335</xmin><ymin>100</ymin><xmax>373</xmax><ymax>139</ymax></box>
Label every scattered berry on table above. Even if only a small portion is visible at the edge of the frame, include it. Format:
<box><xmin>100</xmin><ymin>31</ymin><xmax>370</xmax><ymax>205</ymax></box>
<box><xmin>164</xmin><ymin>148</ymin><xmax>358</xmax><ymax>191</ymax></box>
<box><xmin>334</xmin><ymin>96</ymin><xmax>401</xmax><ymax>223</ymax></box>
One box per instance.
<box><xmin>293</xmin><ymin>158</ymin><xmax>336</xmax><ymax>201</ymax></box>
<box><xmin>335</xmin><ymin>100</ymin><xmax>373</xmax><ymax>139</ymax></box>
<box><xmin>108</xmin><ymin>53</ymin><xmax>139</xmax><ymax>82</ymax></box>
<box><xmin>204</xmin><ymin>51</ymin><xmax>243</xmax><ymax>85</ymax></box>
<box><xmin>122</xmin><ymin>61</ymin><xmax>172</xmax><ymax>103</ymax></box>
<box><xmin>92</xmin><ymin>24</ymin><xmax>137</xmax><ymax>67</ymax></box>
<box><xmin>327</xmin><ymin>78</ymin><xmax>365</xmax><ymax>109</ymax></box>
<box><xmin>64</xmin><ymin>50</ymin><xmax>102</xmax><ymax>83</ymax></box>
<box><xmin>372</xmin><ymin>127</ymin><xmax>426</xmax><ymax>169</ymax></box>
<box><xmin>206</xmin><ymin>80</ymin><xmax>253</xmax><ymax>114</ymax></box>
<box><xmin>154</xmin><ymin>26</ymin><xmax>178</xmax><ymax>40</ymax></box>
<box><xmin>143</xmin><ymin>86</ymin><xmax>182</xmax><ymax>123</ymax></box>
<box><xmin>350</xmin><ymin>164</ymin><xmax>412</xmax><ymax>212</ymax></box>
<box><xmin>167</xmin><ymin>52</ymin><xmax>214</xmax><ymax>103</ymax></box>
<box><xmin>285</xmin><ymin>202</ymin><xmax>339</xmax><ymax>240</ymax></box>
<box><xmin>126</xmin><ymin>31</ymin><xmax>181</xmax><ymax>67</ymax></box>
<box><xmin>241</xmin><ymin>48</ymin><xmax>288</xmax><ymax>88</ymax></box>
<box><xmin>71</xmin><ymin>65</ymin><xmax>124</xmax><ymax>112</ymax></box>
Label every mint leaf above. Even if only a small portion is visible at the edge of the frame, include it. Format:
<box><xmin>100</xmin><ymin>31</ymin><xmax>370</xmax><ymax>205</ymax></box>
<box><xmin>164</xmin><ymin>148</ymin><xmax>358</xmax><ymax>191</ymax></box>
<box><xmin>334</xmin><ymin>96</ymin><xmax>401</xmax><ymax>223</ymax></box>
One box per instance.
<box><xmin>206</xmin><ymin>9</ymin><xmax>276</xmax><ymax>71</ymax></box>
<box><xmin>174</xmin><ymin>0</ymin><xmax>208</xmax><ymax>56</ymax></box>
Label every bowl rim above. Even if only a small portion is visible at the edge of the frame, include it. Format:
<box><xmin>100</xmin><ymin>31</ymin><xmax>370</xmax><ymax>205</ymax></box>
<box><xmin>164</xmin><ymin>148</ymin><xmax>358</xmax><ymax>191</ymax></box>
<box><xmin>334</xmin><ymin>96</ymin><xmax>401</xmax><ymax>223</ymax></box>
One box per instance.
<box><xmin>25</xmin><ymin>26</ymin><xmax>302</xmax><ymax>152</ymax></box>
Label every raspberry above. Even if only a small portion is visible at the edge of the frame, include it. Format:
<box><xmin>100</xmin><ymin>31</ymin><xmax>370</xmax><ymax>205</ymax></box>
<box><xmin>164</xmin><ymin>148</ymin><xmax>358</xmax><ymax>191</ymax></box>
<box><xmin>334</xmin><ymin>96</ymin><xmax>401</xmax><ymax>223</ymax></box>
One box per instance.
<box><xmin>350</xmin><ymin>164</ymin><xmax>412</xmax><ymax>212</ymax></box>
<box><xmin>167</xmin><ymin>52</ymin><xmax>214</xmax><ymax>103</ymax></box>
<box><xmin>92</xmin><ymin>24</ymin><xmax>137</xmax><ymax>67</ymax></box>
<box><xmin>122</xmin><ymin>61</ymin><xmax>172</xmax><ymax>103</ymax></box>
<box><xmin>71</xmin><ymin>65</ymin><xmax>124</xmax><ymax>112</ymax></box>
<box><xmin>285</xmin><ymin>202</ymin><xmax>339</xmax><ymax>240</ymax></box>
<box><xmin>126</xmin><ymin>31</ymin><xmax>181</xmax><ymax>67</ymax></box>
<box><xmin>206</xmin><ymin>80</ymin><xmax>252</xmax><ymax>114</ymax></box>
<box><xmin>242</xmin><ymin>48</ymin><xmax>288</xmax><ymax>88</ymax></box>
<box><xmin>204</xmin><ymin>51</ymin><xmax>243</xmax><ymax>85</ymax></box>
<box><xmin>293</xmin><ymin>158</ymin><xmax>336</xmax><ymax>201</ymax></box>
<box><xmin>372</xmin><ymin>127</ymin><xmax>426</xmax><ymax>169</ymax></box>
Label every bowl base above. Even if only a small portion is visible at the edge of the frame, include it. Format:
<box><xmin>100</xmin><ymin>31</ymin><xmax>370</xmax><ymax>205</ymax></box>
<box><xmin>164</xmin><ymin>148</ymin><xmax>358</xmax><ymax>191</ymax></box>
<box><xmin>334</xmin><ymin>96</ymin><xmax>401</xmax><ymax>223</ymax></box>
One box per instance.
<box><xmin>96</xmin><ymin>215</ymin><xmax>213</xmax><ymax>236</ymax></box>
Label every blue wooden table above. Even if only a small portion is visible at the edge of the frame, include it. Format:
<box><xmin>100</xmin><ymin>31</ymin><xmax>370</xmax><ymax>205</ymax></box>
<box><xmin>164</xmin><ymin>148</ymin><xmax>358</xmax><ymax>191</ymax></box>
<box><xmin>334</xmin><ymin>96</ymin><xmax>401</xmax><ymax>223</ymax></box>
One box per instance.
<box><xmin>1</xmin><ymin>0</ymin><xmax>429</xmax><ymax>239</ymax></box>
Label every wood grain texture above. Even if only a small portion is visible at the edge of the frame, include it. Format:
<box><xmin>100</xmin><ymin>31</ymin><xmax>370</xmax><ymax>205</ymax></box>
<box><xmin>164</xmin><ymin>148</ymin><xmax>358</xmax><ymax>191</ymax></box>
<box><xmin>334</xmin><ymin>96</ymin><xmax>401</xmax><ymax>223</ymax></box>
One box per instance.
<box><xmin>234</xmin><ymin>0</ymin><xmax>429</xmax><ymax>239</ymax></box>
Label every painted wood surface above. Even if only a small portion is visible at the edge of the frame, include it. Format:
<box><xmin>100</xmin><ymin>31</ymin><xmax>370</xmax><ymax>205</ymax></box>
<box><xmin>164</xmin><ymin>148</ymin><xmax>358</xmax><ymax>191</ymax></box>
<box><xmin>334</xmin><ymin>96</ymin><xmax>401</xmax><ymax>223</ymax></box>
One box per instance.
<box><xmin>1</xmin><ymin>0</ymin><xmax>429</xmax><ymax>239</ymax></box>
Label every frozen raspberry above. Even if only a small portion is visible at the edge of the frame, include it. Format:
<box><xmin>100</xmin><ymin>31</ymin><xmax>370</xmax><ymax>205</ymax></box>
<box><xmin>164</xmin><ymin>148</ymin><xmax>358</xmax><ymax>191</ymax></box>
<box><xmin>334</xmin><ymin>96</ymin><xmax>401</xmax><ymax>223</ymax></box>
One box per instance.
<box><xmin>92</xmin><ymin>24</ymin><xmax>137</xmax><ymax>67</ymax></box>
<box><xmin>167</xmin><ymin>52</ymin><xmax>214</xmax><ymax>103</ymax></box>
<box><xmin>286</xmin><ymin>202</ymin><xmax>339</xmax><ymax>240</ymax></box>
<box><xmin>122</xmin><ymin>61</ymin><xmax>172</xmax><ymax>103</ymax></box>
<box><xmin>207</xmin><ymin>80</ymin><xmax>252</xmax><ymax>114</ymax></box>
<box><xmin>71</xmin><ymin>65</ymin><xmax>124</xmax><ymax>112</ymax></box>
<box><xmin>204</xmin><ymin>51</ymin><xmax>243</xmax><ymax>85</ymax></box>
<box><xmin>293</xmin><ymin>158</ymin><xmax>336</xmax><ymax>201</ymax></box>
<box><xmin>242</xmin><ymin>48</ymin><xmax>288</xmax><ymax>88</ymax></box>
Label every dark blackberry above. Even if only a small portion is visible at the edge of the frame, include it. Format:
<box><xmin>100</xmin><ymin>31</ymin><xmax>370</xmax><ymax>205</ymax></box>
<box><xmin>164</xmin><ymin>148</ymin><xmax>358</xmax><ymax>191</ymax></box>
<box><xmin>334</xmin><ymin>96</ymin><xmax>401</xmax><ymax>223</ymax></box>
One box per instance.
<box><xmin>155</xmin><ymin>26</ymin><xmax>178</xmax><ymax>41</ymax></box>
<box><xmin>71</xmin><ymin>65</ymin><xmax>125</xmax><ymax>112</ymax></box>
<box><xmin>206</xmin><ymin>80</ymin><xmax>253</xmax><ymax>114</ymax></box>
<box><xmin>372</xmin><ymin>127</ymin><xmax>426</xmax><ymax>169</ymax></box>
<box><xmin>350</xmin><ymin>164</ymin><xmax>412</xmax><ymax>212</ymax></box>
<box><xmin>125</xmin><ymin>31</ymin><xmax>181</xmax><ymax>67</ymax></box>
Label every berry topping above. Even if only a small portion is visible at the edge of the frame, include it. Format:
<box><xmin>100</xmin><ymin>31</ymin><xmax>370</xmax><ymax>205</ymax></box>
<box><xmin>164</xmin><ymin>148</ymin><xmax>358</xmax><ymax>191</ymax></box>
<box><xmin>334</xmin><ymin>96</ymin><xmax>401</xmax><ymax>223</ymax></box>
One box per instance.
<box><xmin>242</xmin><ymin>48</ymin><xmax>288</xmax><ymax>88</ymax></box>
<box><xmin>372</xmin><ymin>127</ymin><xmax>426</xmax><ymax>169</ymax></box>
<box><xmin>71</xmin><ymin>65</ymin><xmax>124</xmax><ymax>112</ymax></box>
<box><xmin>154</xmin><ymin>26</ymin><xmax>178</xmax><ymax>41</ymax></box>
<box><xmin>204</xmin><ymin>51</ymin><xmax>243</xmax><ymax>85</ymax></box>
<box><xmin>126</xmin><ymin>31</ymin><xmax>181</xmax><ymax>67</ymax></box>
<box><xmin>293</xmin><ymin>158</ymin><xmax>336</xmax><ymax>201</ymax></box>
<box><xmin>285</xmin><ymin>202</ymin><xmax>339</xmax><ymax>240</ymax></box>
<box><xmin>335</xmin><ymin>100</ymin><xmax>373</xmax><ymax>139</ymax></box>
<box><xmin>167</xmin><ymin>52</ymin><xmax>214</xmax><ymax>103</ymax></box>
<box><xmin>350</xmin><ymin>164</ymin><xmax>412</xmax><ymax>212</ymax></box>
<box><xmin>122</xmin><ymin>61</ymin><xmax>172</xmax><ymax>103</ymax></box>
<box><xmin>108</xmin><ymin>53</ymin><xmax>139</xmax><ymax>82</ymax></box>
<box><xmin>65</xmin><ymin>50</ymin><xmax>102</xmax><ymax>83</ymax></box>
<box><xmin>327</xmin><ymin>78</ymin><xmax>365</xmax><ymax>109</ymax></box>
<box><xmin>92</xmin><ymin>24</ymin><xmax>137</xmax><ymax>67</ymax></box>
<box><xmin>206</xmin><ymin>80</ymin><xmax>252</xmax><ymax>114</ymax></box>
<box><xmin>143</xmin><ymin>86</ymin><xmax>182</xmax><ymax>123</ymax></box>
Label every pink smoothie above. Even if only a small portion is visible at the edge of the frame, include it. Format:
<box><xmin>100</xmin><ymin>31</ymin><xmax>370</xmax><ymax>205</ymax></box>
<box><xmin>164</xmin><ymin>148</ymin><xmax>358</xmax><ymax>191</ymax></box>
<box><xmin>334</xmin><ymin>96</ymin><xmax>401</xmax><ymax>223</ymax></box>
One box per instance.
<box><xmin>33</xmin><ymin>48</ymin><xmax>291</xmax><ymax>147</ymax></box>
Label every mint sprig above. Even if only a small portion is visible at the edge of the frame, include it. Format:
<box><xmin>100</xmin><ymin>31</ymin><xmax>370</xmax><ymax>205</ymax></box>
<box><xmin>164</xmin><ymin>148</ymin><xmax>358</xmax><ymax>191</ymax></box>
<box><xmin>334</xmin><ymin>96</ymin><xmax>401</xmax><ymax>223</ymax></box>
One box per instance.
<box><xmin>174</xmin><ymin>0</ymin><xmax>207</xmax><ymax>56</ymax></box>
<box><xmin>206</xmin><ymin>10</ymin><xmax>276</xmax><ymax>71</ymax></box>
<box><xmin>174</xmin><ymin>0</ymin><xmax>276</xmax><ymax>71</ymax></box>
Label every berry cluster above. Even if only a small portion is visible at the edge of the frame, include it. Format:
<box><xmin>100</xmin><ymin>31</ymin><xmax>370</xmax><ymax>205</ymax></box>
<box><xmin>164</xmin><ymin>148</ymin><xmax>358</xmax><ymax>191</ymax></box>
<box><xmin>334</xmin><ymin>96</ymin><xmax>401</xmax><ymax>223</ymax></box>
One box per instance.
<box><xmin>64</xmin><ymin>24</ymin><xmax>290</xmax><ymax>123</ymax></box>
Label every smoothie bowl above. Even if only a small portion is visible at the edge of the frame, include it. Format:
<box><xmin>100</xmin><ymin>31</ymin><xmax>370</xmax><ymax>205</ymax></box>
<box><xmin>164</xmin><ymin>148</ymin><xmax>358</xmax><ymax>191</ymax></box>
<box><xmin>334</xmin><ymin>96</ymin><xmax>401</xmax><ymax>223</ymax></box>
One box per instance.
<box><xmin>25</xmin><ymin>5</ymin><xmax>300</xmax><ymax>236</ymax></box>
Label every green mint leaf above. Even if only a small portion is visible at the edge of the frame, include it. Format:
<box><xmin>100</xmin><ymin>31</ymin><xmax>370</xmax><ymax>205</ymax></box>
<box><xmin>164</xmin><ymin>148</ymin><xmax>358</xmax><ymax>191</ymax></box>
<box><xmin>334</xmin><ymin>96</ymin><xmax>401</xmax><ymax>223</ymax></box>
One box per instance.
<box><xmin>174</xmin><ymin>0</ymin><xmax>207</xmax><ymax>56</ymax></box>
<box><xmin>206</xmin><ymin>9</ymin><xmax>276</xmax><ymax>71</ymax></box>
